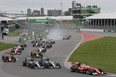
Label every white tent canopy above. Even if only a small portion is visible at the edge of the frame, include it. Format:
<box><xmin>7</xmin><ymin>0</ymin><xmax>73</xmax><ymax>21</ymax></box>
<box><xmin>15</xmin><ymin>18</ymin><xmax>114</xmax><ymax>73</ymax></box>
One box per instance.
<box><xmin>15</xmin><ymin>17</ymin><xmax>27</xmax><ymax>20</ymax></box>
<box><xmin>0</xmin><ymin>17</ymin><xmax>13</xmax><ymax>21</ymax></box>
<box><xmin>85</xmin><ymin>13</ymin><xmax>116</xmax><ymax>19</ymax></box>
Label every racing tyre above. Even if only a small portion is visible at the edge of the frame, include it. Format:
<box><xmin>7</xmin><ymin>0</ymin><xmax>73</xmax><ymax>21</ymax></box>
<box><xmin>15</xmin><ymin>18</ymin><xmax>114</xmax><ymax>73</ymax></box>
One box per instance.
<box><xmin>30</xmin><ymin>52</ymin><xmax>33</xmax><ymax>56</ymax></box>
<box><xmin>98</xmin><ymin>68</ymin><xmax>107</xmax><ymax>74</ymax></box>
<box><xmin>2</xmin><ymin>56</ymin><xmax>5</xmax><ymax>60</ymax></box>
<box><xmin>33</xmin><ymin>45</ymin><xmax>35</xmax><ymax>47</ymax></box>
<box><xmin>30</xmin><ymin>65</ymin><xmax>34</xmax><ymax>69</ymax></box>
<box><xmin>18</xmin><ymin>53</ymin><xmax>21</xmax><ymax>55</ymax></box>
<box><xmin>70</xmin><ymin>66</ymin><xmax>76</xmax><ymax>72</ymax></box>
<box><xmin>3</xmin><ymin>60</ymin><xmax>7</xmax><ymax>62</ymax></box>
<box><xmin>46</xmin><ymin>63</ymin><xmax>52</xmax><ymax>69</ymax></box>
<box><xmin>22</xmin><ymin>62</ymin><xmax>26</xmax><ymax>66</ymax></box>
<box><xmin>24</xmin><ymin>44</ymin><xmax>27</xmax><ymax>47</ymax></box>
<box><xmin>56</xmin><ymin>63</ymin><xmax>61</xmax><ymax>69</ymax></box>
<box><xmin>87</xmin><ymin>70</ymin><xmax>92</xmax><ymax>75</ymax></box>
<box><xmin>53</xmin><ymin>41</ymin><xmax>55</xmax><ymax>44</ymax></box>
<box><xmin>13</xmin><ymin>58</ymin><xmax>16</xmax><ymax>62</ymax></box>
<box><xmin>22</xmin><ymin>47</ymin><xmax>24</xmax><ymax>50</ymax></box>
<box><xmin>98</xmin><ymin>68</ymin><xmax>104</xmax><ymax>72</ymax></box>
<box><xmin>76</xmin><ymin>69</ymin><xmax>80</xmax><ymax>72</ymax></box>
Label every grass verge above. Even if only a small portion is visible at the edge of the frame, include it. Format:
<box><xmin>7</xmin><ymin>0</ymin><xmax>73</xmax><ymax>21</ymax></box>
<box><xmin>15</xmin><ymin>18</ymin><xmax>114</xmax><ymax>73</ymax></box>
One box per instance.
<box><xmin>0</xmin><ymin>42</ymin><xmax>16</xmax><ymax>51</ymax></box>
<box><xmin>68</xmin><ymin>36</ymin><xmax>116</xmax><ymax>73</ymax></box>
<box><xmin>9</xmin><ymin>29</ymin><xmax>20</xmax><ymax>36</ymax></box>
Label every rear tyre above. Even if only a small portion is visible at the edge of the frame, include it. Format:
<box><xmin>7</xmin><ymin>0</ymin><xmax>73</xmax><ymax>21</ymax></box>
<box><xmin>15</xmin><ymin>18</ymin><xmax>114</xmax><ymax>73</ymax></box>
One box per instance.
<box><xmin>56</xmin><ymin>63</ymin><xmax>61</xmax><ymax>69</ymax></box>
<box><xmin>33</xmin><ymin>44</ymin><xmax>35</xmax><ymax>47</ymax></box>
<box><xmin>30</xmin><ymin>52</ymin><xmax>33</xmax><ymax>57</ymax></box>
<box><xmin>22</xmin><ymin>47</ymin><xmax>24</xmax><ymax>50</ymax></box>
<box><xmin>3</xmin><ymin>60</ymin><xmax>7</xmax><ymax>62</ymax></box>
<box><xmin>24</xmin><ymin>44</ymin><xmax>27</xmax><ymax>47</ymax></box>
<box><xmin>13</xmin><ymin>58</ymin><xmax>16</xmax><ymax>62</ymax></box>
<box><xmin>30</xmin><ymin>65</ymin><xmax>34</xmax><ymax>69</ymax></box>
<box><xmin>22</xmin><ymin>62</ymin><xmax>26</xmax><ymax>66</ymax></box>
<box><xmin>2</xmin><ymin>56</ymin><xmax>4</xmax><ymax>60</ymax></box>
<box><xmin>70</xmin><ymin>66</ymin><xmax>76</xmax><ymax>72</ymax></box>
<box><xmin>87</xmin><ymin>70</ymin><xmax>92</xmax><ymax>75</ymax></box>
<box><xmin>76</xmin><ymin>69</ymin><xmax>79</xmax><ymax>72</ymax></box>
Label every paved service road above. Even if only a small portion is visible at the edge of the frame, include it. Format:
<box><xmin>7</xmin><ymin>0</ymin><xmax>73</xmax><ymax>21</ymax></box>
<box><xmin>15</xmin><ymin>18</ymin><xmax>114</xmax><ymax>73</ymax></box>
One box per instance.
<box><xmin>0</xmin><ymin>28</ymin><xmax>115</xmax><ymax>77</ymax></box>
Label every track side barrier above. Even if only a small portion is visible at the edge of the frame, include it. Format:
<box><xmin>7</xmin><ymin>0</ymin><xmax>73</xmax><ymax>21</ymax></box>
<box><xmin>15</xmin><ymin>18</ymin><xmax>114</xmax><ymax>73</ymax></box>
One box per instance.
<box><xmin>104</xmin><ymin>29</ymin><xmax>116</xmax><ymax>33</ymax></box>
<box><xmin>19</xmin><ymin>31</ymin><xmax>48</xmax><ymax>43</ymax></box>
<box><xmin>80</xmin><ymin>28</ymin><xmax>104</xmax><ymax>32</ymax></box>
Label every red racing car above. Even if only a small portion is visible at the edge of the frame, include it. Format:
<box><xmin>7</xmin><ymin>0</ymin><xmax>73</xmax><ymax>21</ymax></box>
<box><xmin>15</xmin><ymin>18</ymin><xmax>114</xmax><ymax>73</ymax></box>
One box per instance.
<box><xmin>70</xmin><ymin>62</ymin><xmax>106</xmax><ymax>76</ymax></box>
<box><xmin>2</xmin><ymin>52</ymin><xmax>16</xmax><ymax>62</ymax></box>
<box><xmin>30</xmin><ymin>49</ymin><xmax>43</xmax><ymax>58</ymax></box>
<box><xmin>10</xmin><ymin>47</ymin><xmax>22</xmax><ymax>55</ymax></box>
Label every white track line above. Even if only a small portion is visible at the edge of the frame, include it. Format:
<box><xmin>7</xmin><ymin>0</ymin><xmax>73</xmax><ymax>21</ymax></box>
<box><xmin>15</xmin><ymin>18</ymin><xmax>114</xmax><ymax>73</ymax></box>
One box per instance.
<box><xmin>64</xmin><ymin>33</ymin><xmax>83</xmax><ymax>69</ymax></box>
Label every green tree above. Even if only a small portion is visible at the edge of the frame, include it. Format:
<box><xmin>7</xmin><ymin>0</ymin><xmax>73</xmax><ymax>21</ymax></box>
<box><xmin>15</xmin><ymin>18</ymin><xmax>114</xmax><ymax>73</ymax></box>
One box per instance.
<box><xmin>63</xmin><ymin>11</ymin><xmax>71</xmax><ymax>16</ymax></box>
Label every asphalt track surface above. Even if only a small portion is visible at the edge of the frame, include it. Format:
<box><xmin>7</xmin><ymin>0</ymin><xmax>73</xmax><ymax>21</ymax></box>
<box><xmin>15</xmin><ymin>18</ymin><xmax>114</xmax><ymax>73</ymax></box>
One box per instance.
<box><xmin>0</xmin><ymin>27</ymin><xmax>116</xmax><ymax>77</ymax></box>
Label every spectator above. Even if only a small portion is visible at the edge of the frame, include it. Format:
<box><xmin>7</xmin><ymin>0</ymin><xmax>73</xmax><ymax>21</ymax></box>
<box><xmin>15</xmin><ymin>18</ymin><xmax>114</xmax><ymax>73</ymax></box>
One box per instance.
<box><xmin>2</xmin><ymin>33</ymin><xmax>4</xmax><ymax>40</ymax></box>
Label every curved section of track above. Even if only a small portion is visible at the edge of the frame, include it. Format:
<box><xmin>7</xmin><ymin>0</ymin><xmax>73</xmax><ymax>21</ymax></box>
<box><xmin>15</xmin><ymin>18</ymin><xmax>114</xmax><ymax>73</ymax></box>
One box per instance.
<box><xmin>0</xmin><ymin>30</ymin><xmax>115</xmax><ymax>77</ymax></box>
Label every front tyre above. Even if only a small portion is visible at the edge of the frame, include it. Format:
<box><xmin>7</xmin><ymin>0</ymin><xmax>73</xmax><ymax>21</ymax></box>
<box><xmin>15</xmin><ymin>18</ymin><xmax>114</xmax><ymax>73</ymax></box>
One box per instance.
<box><xmin>24</xmin><ymin>44</ymin><xmax>27</xmax><ymax>47</ymax></box>
<box><xmin>86</xmin><ymin>70</ymin><xmax>92</xmax><ymax>75</ymax></box>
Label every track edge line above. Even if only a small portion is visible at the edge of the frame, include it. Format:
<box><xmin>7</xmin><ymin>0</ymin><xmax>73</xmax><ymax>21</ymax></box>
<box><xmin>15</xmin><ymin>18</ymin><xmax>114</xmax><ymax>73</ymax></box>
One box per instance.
<box><xmin>64</xmin><ymin>33</ymin><xmax>83</xmax><ymax>69</ymax></box>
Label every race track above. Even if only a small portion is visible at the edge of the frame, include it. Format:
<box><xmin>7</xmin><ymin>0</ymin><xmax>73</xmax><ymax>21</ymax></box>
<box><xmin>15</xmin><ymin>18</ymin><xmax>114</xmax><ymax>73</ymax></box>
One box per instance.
<box><xmin>0</xmin><ymin>27</ymin><xmax>115</xmax><ymax>77</ymax></box>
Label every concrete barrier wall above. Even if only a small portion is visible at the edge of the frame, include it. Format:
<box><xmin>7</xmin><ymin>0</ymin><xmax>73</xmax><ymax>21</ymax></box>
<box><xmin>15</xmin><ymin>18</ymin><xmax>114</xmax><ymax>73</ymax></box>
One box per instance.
<box><xmin>104</xmin><ymin>29</ymin><xmax>116</xmax><ymax>33</ymax></box>
<box><xmin>80</xmin><ymin>28</ymin><xmax>104</xmax><ymax>32</ymax></box>
<box><xmin>80</xmin><ymin>28</ymin><xmax>116</xmax><ymax>33</ymax></box>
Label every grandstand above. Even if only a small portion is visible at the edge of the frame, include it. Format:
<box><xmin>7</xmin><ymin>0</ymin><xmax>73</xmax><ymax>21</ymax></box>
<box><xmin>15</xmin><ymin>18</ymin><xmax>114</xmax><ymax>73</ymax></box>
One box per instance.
<box><xmin>85</xmin><ymin>13</ymin><xmax>116</xmax><ymax>29</ymax></box>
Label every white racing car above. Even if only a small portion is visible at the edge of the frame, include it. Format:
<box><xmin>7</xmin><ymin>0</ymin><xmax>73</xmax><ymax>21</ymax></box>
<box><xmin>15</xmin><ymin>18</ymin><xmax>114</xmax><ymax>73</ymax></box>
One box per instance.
<box><xmin>63</xmin><ymin>34</ymin><xmax>71</xmax><ymax>40</ymax></box>
<box><xmin>39</xmin><ymin>47</ymin><xmax>47</xmax><ymax>53</ymax></box>
<box><xmin>22</xmin><ymin>57</ymin><xmax>61</xmax><ymax>69</ymax></box>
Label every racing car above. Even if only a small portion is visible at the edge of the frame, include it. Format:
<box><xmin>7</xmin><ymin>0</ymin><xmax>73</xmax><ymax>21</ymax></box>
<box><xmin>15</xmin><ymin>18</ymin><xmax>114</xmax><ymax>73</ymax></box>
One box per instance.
<box><xmin>22</xmin><ymin>57</ymin><xmax>33</xmax><ymax>66</ymax></box>
<box><xmin>16</xmin><ymin>44</ymin><xmax>26</xmax><ymax>50</ymax></box>
<box><xmin>49</xmin><ymin>39</ymin><xmax>55</xmax><ymax>44</ymax></box>
<box><xmin>20</xmin><ymin>43</ymin><xmax>27</xmax><ymax>48</ymax></box>
<box><xmin>46</xmin><ymin>39</ymin><xmax>55</xmax><ymax>44</ymax></box>
<box><xmin>63</xmin><ymin>34</ymin><xmax>71</xmax><ymax>40</ymax></box>
<box><xmin>70</xmin><ymin>62</ymin><xmax>106</xmax><ymax>76</ymax></box>
<box><xmin>22</xmin><ymin>57</ymin><xmax>45</xmax><ymax>69</ymax></box>
<box><xmin>31</xmin><ymin>39</ymin><xmax>38</xmax><ymax>44</ymax></box>
<box><xmin>39</xmin><ymin>47</ymin><xmax>47</xmax><ymax>53</ymax></box>
<box><xmin>32</xmin><ymin>42</ymin><xmax>42</xmax><ymax>47</ymax></box>
<box><xmin>2</xmin><ymin>52</ymin><xmax>16</xmax><ymax>62</ymax></box>
<box><xmin>22</xmin><ymin>57</ymin><xmax>61</xmax><ymax>69</ymax></box>
<box><xmin>30</xmin><ymin>50</ymin><xmax>43</xmax><ymax>58</ymax></box>
<box><xmin>39</xmin><ymin>57</ymin><xmax>61</xmax><ymax>69</ymax></box>
<box><xmin>31</xmin><ymin>38</ymin><xmax>43</xmax><ymax>44</ymax></box>
<box><xmin>10</xmin><ymin>47</ymin><xmax>22</xmax><ymax>55</ymax></box>
<box><xmin>41</xmin><ymin>43</ymin><xmax>52</xmax><ymax>49</ymax></box>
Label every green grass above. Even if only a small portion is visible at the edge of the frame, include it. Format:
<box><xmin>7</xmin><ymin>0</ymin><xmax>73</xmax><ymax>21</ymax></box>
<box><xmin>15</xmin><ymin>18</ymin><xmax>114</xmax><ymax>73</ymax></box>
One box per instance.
<box><xmin>69</xmin><ymin>36</ymin><xmax>116</xmax><ymax>73</ymax></box>
<box><xmin>9</xmin><ymin>29</ymin><xmax>20</xmax><ymax>36</ymax></box>
<box><xmin>0</xmin><ymin>42</ymin><xmax>16</xmax><ymax>51</ymax></box>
